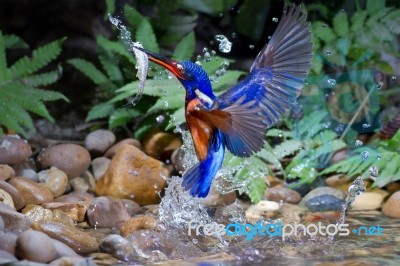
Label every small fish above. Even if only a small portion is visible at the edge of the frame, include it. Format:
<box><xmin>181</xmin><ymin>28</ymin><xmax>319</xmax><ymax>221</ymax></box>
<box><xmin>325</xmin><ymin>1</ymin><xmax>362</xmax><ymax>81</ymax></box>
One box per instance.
<box><xmin>127</xmin><ymin>42</ymin><xmax>149</xmax><ymax>107</ymax></box>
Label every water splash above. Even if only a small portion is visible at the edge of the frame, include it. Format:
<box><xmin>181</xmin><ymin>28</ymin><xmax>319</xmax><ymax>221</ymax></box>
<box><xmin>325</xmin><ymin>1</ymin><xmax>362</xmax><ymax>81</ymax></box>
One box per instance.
<box><xmin>330</xmin><ymin>176</ymin><xmax>365</xmax><ymax>241</ymax></box>
<box><xmin>215</xmin><ymin>35</ymin><xmax>232</xmax><ymax>53</ymax></box>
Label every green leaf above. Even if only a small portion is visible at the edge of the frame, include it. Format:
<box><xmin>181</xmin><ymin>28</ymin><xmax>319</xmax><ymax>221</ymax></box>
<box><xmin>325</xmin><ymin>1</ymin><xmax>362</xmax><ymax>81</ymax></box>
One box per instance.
<box><xmin>273</xmin><ymin>139</ymin><xmax>303</xmax><ymax>160</ymax></box>
<box><xmin>172</xmin><ymin>32</ymin><xmax>195</xmax><ymax>61</ymax></box>
<box><xmin>136</xmin><ymin>19</ymin><xmax>159</xmax><ymax>53</ymax></box>
<box><xmin>21</xmin><ymin>66</ymin><xmax>61</xmax><ymax>87</ymax></box>
<box><xmin>109</xmin><ymin>108</ymin><xmax>140</xmax><ymax>129</ymax></box>
<box><xmin>68</xmin><ymin>58</ymin><xmax>108</xmax><ymax>85</ymax></box>
<box><xmin>10</xmin><ymin>37</ymin><xmax>65</xmax><ymax>78</ymax></box>
<box><xmin>148</xmin><ymin>95</ymin><xmax>184</xmax><ymax>113</ymax></box>
<box><xmin>4</xmin><ymin>34</ymin><xmax>29</xmax><ymax>49</ymax></box>
<box><xmin>247</xmin><ymin>177</ymin><xmax>267</xmax><ymax>203</ymax></box>
<box><xmin>124</xmin><ymin>5</ymin><xmax>145</xmax><ymax>27</ymax></box>
<box><xmin>350</xmin><ymin>11</ymin><xmax>368</xmax><ymax>32</ymax></box>
<box><xmin>312</xmin><ymin>21</ymin><xmax>336</xmax><ymax>43</ymax></box>
<box><xmin>181</xmin><ymin>0</ymin><xmax>237</xmax><ymax>15</ymax></box>
<box><xmin>97</xmin><ymin>36</ymin><xmax>136</xmax><ymax>65</ymax></box>
<box><xmin>105</xmin><ymin>0</ymin><xmax>115</xmax><ymax>17</ymax></box>
<box><xmin>333</xmin><ymin>12</ymin><xmax>349</xmax><ymax>37</ymax></box>
<box><xmin>366</xmin><ymin>0</ymin><xmax>386</xmax><ymax>15</ymax></box>
<box><xmin>0</xmin><ymin>31</ymin><xmax>10</xmax><ymax>82</ymax></box>
<box><xmin>213</xmin><ymin>70</ymin><xmax>245</xmax><ymax>93</ymax></box>
<box><xmin>86</xmin><ymin>102</ymin><xmax>115</xmax><ymax>121</ymax></box>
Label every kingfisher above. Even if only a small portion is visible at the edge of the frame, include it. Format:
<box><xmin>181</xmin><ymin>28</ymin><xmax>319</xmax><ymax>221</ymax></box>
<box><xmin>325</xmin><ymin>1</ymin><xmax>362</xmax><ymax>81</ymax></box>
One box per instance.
<box><xmin>137</xmin><ymin>5</ymin><xmax>312</xmax><ymax>198</ymax></box>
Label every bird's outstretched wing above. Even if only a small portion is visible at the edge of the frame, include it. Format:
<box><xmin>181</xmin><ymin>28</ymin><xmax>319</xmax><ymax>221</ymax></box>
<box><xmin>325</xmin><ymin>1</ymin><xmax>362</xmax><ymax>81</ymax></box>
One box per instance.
<box><xmin>211</xmin><ymin>4</ymin><xmax>312</xmax><ymax>157</ymax></box>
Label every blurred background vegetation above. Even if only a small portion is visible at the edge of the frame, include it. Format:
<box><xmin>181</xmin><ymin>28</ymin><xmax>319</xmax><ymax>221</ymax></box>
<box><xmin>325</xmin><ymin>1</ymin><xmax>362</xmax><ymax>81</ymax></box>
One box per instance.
<box><xmin>0</xmin><ymin>0</ymin><xmax>399</xmax><ymax>202</ymax></box>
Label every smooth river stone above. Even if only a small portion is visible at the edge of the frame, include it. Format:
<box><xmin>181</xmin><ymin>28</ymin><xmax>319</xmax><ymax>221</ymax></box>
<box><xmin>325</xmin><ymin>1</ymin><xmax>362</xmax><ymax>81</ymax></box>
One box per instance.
<box><xmin>0</xmin><ymin>181</ymin><xmax>25</xmax><ymax>210</ymax></box>
<box><xmin>0</xmin><ymin>136</ymin><xmax>32</xmax><ymax>165</ymax></box>
<box><xmin>16</xmin><ymin>229</ymin><xmax>57</xmax><ymax>263</ymax></box>
<box><xmin>8</xmin><ymin>177</ymin><xmax>53</xmax><ymax>205</ymax></box>
<box><xmin>0</xmin><ymin>203</ymin><xmax>30</xmax><ymax>232</ymax></box>
<box><xmin>32</xmin><ymin>220</ymin><xmax>99</xmax><ymax>253</ymax></box>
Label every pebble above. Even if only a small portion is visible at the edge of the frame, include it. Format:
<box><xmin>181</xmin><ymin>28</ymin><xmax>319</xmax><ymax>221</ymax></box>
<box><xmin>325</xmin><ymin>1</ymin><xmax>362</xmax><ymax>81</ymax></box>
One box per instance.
<box><xmin>32</xmin><ymin>220</ymin><xmax>99</xmax><ymax>253</ymax></box>
<box><xmin>104</xmin><ymin>138</ymin><xmax>141</xmax><ymax>158</ymax></box>
<box><xmin>99</xmin><ymin>234</ymin><xmax>139</xmax><ymax>262</ymax></box>
<box><xmin>0</xmin><ymin>250</ymin><xmax>17</xmax><ymax>262</ymax></box>
<box><xmin>264</xmin><ymin>187</ymin><xmax>301</xmax><ymax>204</ymax></box>
<box><xmin>0</xmin><ymin>164</ymin><xmax>15</xmax><ymax>181</ymax></box>
<box><xmin>18</xmin><ymin>169</ymin><xmax>39</xmax><ymax>182</ymax></box>
<box><xmin>52</xmin><ymin>209</ymin><xmax>76</xmax><ymax>227</ymax></box>
<box><xmin>0</xmin><ymin>215</ymin><xmax>3</xmax><ymax>229</ymax></box>
<box><xmin>120</xmin><ymin>216</ymin><xmax>157</xmax><ymax>236</ymax></box>
<box><xmin>55</xmin><ymin>191</ymin><xmax>94</xmax><ymax>204</ymax></box>
<box><xmin>38</xmin><ymin>167</ymin><xmax>69</xmax><ymax>197</ymax></box>
<box><xmin>125</xmin><ymin>229</ymin><xmax>172</xmax><ymax>255</ymax></box>
<box><xmin>50</xmin><ymin>257</ymin><xmax>95</xmax><ymax>266</ymax></box>
<box><xmin>42</xmin><ymin>202</ymin><xmax>87</xmax><ymax>222</ymax></box>
<box><xmin>85</xmin><ymin>129</ymin><xmax>116</xmax><ymax>155</ymax></box>
<box><xmin>0</xmin><ymin>203</ymin><xmax>31</xmax><ymax>232</ymax></box>
<box><xmin>279</xmin><ymin>203</ymin><xmax>307</xmax><ymax>224</ymax></box>
<box><xmin>52</xmin><ymin>238</ymin><xmax>81</xmax><ymax>258</ymax></box>
<box><xmin>22</xmin><ymin>205</ymin><xmax>53</xmax><ymax>223</ymax></box>
<box><xmin>121</xmin><ymin>199</ymin><xmax>144</xmax><ymax>216</ymax></box>
<box><xmin>0</xmin><ymin>189</ymin><xmax>15</xmax><ymax>209</ymax></box>
<box><xmin>170</xmin><ymin>148</ymin><xmax>185</xmax><ymax>173</ymax></box>
<box><xmin>325</xmin><ymin>174</ymin><xmax>349</xmax><ymax>187</ymax></box>
<box><xmin>142</xmin><ymin>130</ymin><xmax>182</xmax><ymax>161</ymax></box>
<box><xmin>82</xmin><ymin>171</ymin><xmax>96</xmax><ymax>192</ymax></box>
<box><xmin>96</xmin><ymin>144</ymin><xmax>168</xmax><ymax>205</ymax></box>
<box><xmin>38</xmin><ymin>144</ymin><xmax>91</xmax><ymax>179</ymax></box>
<box><xmin>330</xmin><ymin>148</ymin><xmax>348</xmax><ymax>164</ymax></box>
<box><xmin>91</xmin><ymin>157</ymin><xmax>110</xmax><ymax>180</ymax></box>
<box><xmin>303</xmin><ymin>194</ymin><xmax>344</xmax><ymax>212</ymax></box>
<box><xmin>0</xmin><ymin>135</ymin><xmax>32</xmax><ymax>165</ymax></box>
<box><xmin>8</xmin><ymin>177</ymin><xmax>53</xmax><ymax>205</ymax></box>
<box><xmin>245</xmin><ymin>200</ymin><xmax>280</xmax><ymax>223</ymax></box>
<box><xmin>383</xmin><ymin>191</ymin><xmax>400</xmax><ymax>218</ymax></box>
<box><xmin>301</xmin><ymin>187</ymin><xmax>345</xmax><ymax>203</ymax></box>
<box><xmin>16</xmin><ymin>229</ymin><xmax>57</xmax><ymax>263</ymax></box>
<box><xmin>386</xmin><ymin>182</ymin><xmax>400</xmax><ymax>194</ymax></box>
<box><xmin>70</xmin><ymin>177</ymin><xmax>90</xmax><ymax>193</ymax></box>
<box><xmin>87</xmin><ymin>196</ymin><xmax>130</xmax><ymax>228</ymax></box>
<box><xmin>0</xmin><ymin>230</ymin><xmax>17</xmax><ymax>255</ymax></box>
<box><xmin>351</xmin><ymin>190</ymin><xmax>387</xmax><ymax>210</ymax></box>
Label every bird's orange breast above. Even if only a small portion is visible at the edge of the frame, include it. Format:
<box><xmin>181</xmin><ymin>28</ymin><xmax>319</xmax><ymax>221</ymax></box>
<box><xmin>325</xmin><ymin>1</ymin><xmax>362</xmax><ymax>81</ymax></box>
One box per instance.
<box><xmin>186</xmin><ymin>99</ymin><xmax>214</xmax><ymax>161</ymax></box>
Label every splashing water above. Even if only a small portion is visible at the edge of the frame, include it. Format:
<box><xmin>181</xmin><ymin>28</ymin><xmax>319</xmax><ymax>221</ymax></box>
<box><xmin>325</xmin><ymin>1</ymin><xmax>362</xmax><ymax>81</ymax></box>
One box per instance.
<box><xmin>108</xmin><ymin>14</ymin><xmax>148</xmax><ymax>107</ymax></box>
<box><xmin>329</xmin><ymin>176</ymin><xmax>365</xmax><ymax>241</ymax></box>
<box><xmin>215</xmin><ymin>35</ymin><xmax>232</xmax><ymax>53</ymax></box>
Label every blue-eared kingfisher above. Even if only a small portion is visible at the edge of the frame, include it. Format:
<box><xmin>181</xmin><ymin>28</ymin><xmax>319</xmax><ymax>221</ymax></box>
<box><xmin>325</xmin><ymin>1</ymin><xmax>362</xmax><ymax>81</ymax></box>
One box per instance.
<box><xmin>137</xmin><ymin>5</ymin><xmax>312</xmax><ymax>198</ymax></box>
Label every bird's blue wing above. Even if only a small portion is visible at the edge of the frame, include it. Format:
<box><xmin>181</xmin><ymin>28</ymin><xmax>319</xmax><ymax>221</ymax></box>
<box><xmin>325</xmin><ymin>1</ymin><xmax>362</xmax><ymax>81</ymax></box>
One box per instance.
<box><xmin>212</xmin><ymin>4</ymin><xmax>312</xmax><ymax>157</ymax></box>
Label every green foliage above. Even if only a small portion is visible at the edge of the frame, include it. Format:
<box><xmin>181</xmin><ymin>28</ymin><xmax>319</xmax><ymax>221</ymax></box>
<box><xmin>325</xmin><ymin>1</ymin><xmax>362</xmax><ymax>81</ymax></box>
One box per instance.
<box><xmin>309</xmin><ymin>0</ymin><xmax>400</xmax><ymax>74</ymax></box>
<box><xmin>321</xmin><ymin>131</ymin><xmax>400</xmax><ymax>187</ymax></box>
<box><xmin>0</xmin><ymin>32</ymin><xmax>68</xmax><ymax>136</ymax></box>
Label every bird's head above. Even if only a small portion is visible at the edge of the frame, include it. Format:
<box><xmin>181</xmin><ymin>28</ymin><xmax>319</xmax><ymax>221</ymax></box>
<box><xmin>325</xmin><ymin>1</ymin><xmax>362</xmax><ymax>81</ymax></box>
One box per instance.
<box><xmin>137</xmin><ymin>47</ymin><xmax>215</xmax><ymax>104</ymax></box>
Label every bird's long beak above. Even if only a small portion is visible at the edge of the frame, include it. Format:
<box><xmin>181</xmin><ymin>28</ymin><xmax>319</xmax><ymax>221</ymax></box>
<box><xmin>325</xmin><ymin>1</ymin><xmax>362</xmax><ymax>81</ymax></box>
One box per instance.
<box><xmin>134</xmin><ymin>47</ymin><xmax>185</xmax><ymax>80</ymax></box>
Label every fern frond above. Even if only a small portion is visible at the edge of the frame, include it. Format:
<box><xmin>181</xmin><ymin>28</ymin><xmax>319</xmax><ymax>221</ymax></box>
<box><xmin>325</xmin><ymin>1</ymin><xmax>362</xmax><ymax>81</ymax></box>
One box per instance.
<box><xmin>21</xmin><ymin>66</ymin><xmax>62</xmax><ymax>87</ymax></box>
<box><xmin>4</xmin><ymin>34</ymin><xmax>29</xmax><ymax>49</ymax></box>
<box><xmin>86</xmin><ymin>102</ymin><xmax>115</xmax><ymax>122</ymax></box>
<box><xmin>98</xmin><ymin>53</ymin><xmax>123</xmax><ymax>82</ymax></box>
<box><xmin>97</xmin><ymin>36</ymin><xmax>136</xmax><ymax>65</ymax></box>
<box><xmin>172</xmin><ymin>32</ymin><xmax>195</xmax><ymax>60</ymax></box>
<box><xmin>10</xmin><ymin>37</ymin><xmax>65</xmax><ymax>78</ymax></box>
<box><xmin>136</xmin><ymin>19</ymin><xmax>159</xmax><ymax>53</ymax></box>
<box><xmin>0</xmin><ymin>31</ymin><xmax>10</xmax><ymax>82</ymax></box>
<box><xmin>247</xmin><ymin>177</ymin><xmax>267</xmax><ymax>203</ymax></box>
<box><xmin>68</xmin><ymin>58</ymin><xmax>108</xmax><ymax>85</ymax></box>
<box><xmin>109</xmin><ymin>108</ymin><xmax>140</xmax><ymax>129</ymax></box>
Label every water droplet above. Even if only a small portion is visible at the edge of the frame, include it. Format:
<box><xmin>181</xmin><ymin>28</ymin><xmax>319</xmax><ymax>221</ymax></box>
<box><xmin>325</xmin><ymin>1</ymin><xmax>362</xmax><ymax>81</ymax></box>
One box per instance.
<box><xmin>369</xmin><ymin>166</ymin><xmax>379</xmax><ymax>177</ymax></box>
<box><xmin>156</xmin><ymin>115</ymin><xmax>165</xmax><ymax>124</ymax></box>
<box><xmin>272</xmin><ymin>17</ymin><xmax>279</xmax><ymax>22</ymax></box>
<box><xmin>204</xmin><ymin>52</ymin><xmax>211</xmax><ymax>62</ymax></box>
<box><xmin>361</xmin><ymin>151</ymin><xmax>369</xmax><ymax>161</ymax></box>
<box><xmin>249</xmin><ymin>44</ymin><xmax>254</xmax><ymax>49</ymax></box>
<box><xmin>327</xmin><ymin>79</ymin><xmax>336</xmax><ymax>86</ymax></box>
<box><xmin>377</xmin><ymin>153</ymin><xmax>382</xmax><ymax>160</ymax></box>
<box><xmin>391</xmin><ymin>76</ymin><xmax>397</xmax><ymax>81</ymax></box>
<box><xmin>202</xmin><ymin>47</ymin><xmax>208</xmax><ymax>53</ymax></box>
<box><xmin>164</xmin><ymin>101</ymin><xmax>169</xmax><ymax>108</ymax></box>
<box><xmin>377</xmin><ymin>81</ymin><xmax>383</xmax><ymax>89</ymax></box>
<box><xmin>268</xmin><ymin>36</ymin><xmax>271</xmax><ymax>40</ymax></box>
<box><xmin>362</xmin><ymin>123</ymin><xmax>370</xmax><ymax>128</ymax></box>
<box><xmin>355</xmin><ymin>140</ymin><xmax>363</xmax><ymax>147</ymax></box>
<box><xmin>195</xmin><ymin>61</ymin><xmax>201</xmax><ymax>66</ymax></box>
<box><xmin>322</xmin><ymin>23</ymin><xmax>328</xmax><ymax>28</ymax></box>
<box><xmin>129</xmin><ymin>170</ymin><xmax>138</xmax><ymax>176</ymax></box>
<box><xmin>231</xmin><ymin>32</ymin><xmax>236</xmax><ymax>38</ymax></box>
<box><xmin>215</xmin><ymin>35</ymin><xmax>232</xmax><ymax>53</ymax></box>
<box><xmin>196</xmin><ymin>55</ymin><xmax>202</xmax><ymax>61</ymax></box>
<box><xmin>219</xmin><ymin>13</ymin><xmax>224</xmax><ymax>17</ymax></box>
<box><xmin>325</xmin><ymin>50</ymin><xmax>332</xmax><ymax>56</ymax></box>
<box><xmin>211</xmin><ymin>50</ymin><xmax>217</xmax><ymax>56</ymax></box>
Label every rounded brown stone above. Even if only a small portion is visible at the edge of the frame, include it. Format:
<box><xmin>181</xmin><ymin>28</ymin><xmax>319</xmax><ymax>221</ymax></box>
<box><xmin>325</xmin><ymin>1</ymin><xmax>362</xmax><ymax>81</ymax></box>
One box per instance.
<box><xmin>16</xmin><ymin>229</ymin><xmax>57</xmax><ymax>263</ymax></box>
<box><xmin>0</xmin><ymin>203</ymin><xmax>31</xmax><ymax>232</ymax></box>
<box><xmin>96</xmin><ymin>144</ymin><xmax>168</xmax><ymax>205</ymax></box>
<box><xmin>120</xmin><ymin>216</ymin><xmax>157</xmax><ymax>237</ymax></box>
<box><xmin>37</xmin><ymin>144</ymin><xmax>91</xmax><ymax>179</ymax></box>
<box><xmin>142</xmin><ymin>130</ymin><xmax>182</xmax><ymax>161</ymax></box>
<box><xmin>0</xmin><ymin>181</ymin><xmax>25</xmax><ymax>210</ymax></box>
<box><xmin>0</xmin><ymin>164</ymin><xmax>15</xmax><ymax>181</ymax></box>
<box><xmin>84</xmin><ymin>129</ymin><xmax>116</xmax><ymax>155</ymax></box>
<box><xmin>32</xmin><ymin>220</ymin><xmax>99</xmax><ymax>253</ymax></box>
<box><xmin>0</xmin><ymin>188</ymin><xmax>15</xmax><ymax>209</ymax></box>
<box><xmin>0</xmin><ymin>136</ymin><xmax>32</xmax><ymax>165</ymax></box>
<box><xmin>264</xmin><ymin>187</ymin><xmax>302</xmax><ymax>204</ymax></box>
<box><xmin>383</xmin><ymin>191</ymin><xmax>400</xmax><ymax>218</ymax></box>
<box><xmin>41</xmin><ymin>202</ymin><xmax>87</xmax><ymax>222</ymax></box>
<box><xmin>38</xmin><ymin>167</ymin><xmax>69</xmax><ymax>197</ymax></box>
<box><xmin>104</xmin><ymin>138</ymin><xmax>141</xmax><ymax>158</ymax></box>
<box><xmin>8</xmin><ymin>177</ymin><xmax>53</xmax><ymax>205</ymax></box>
